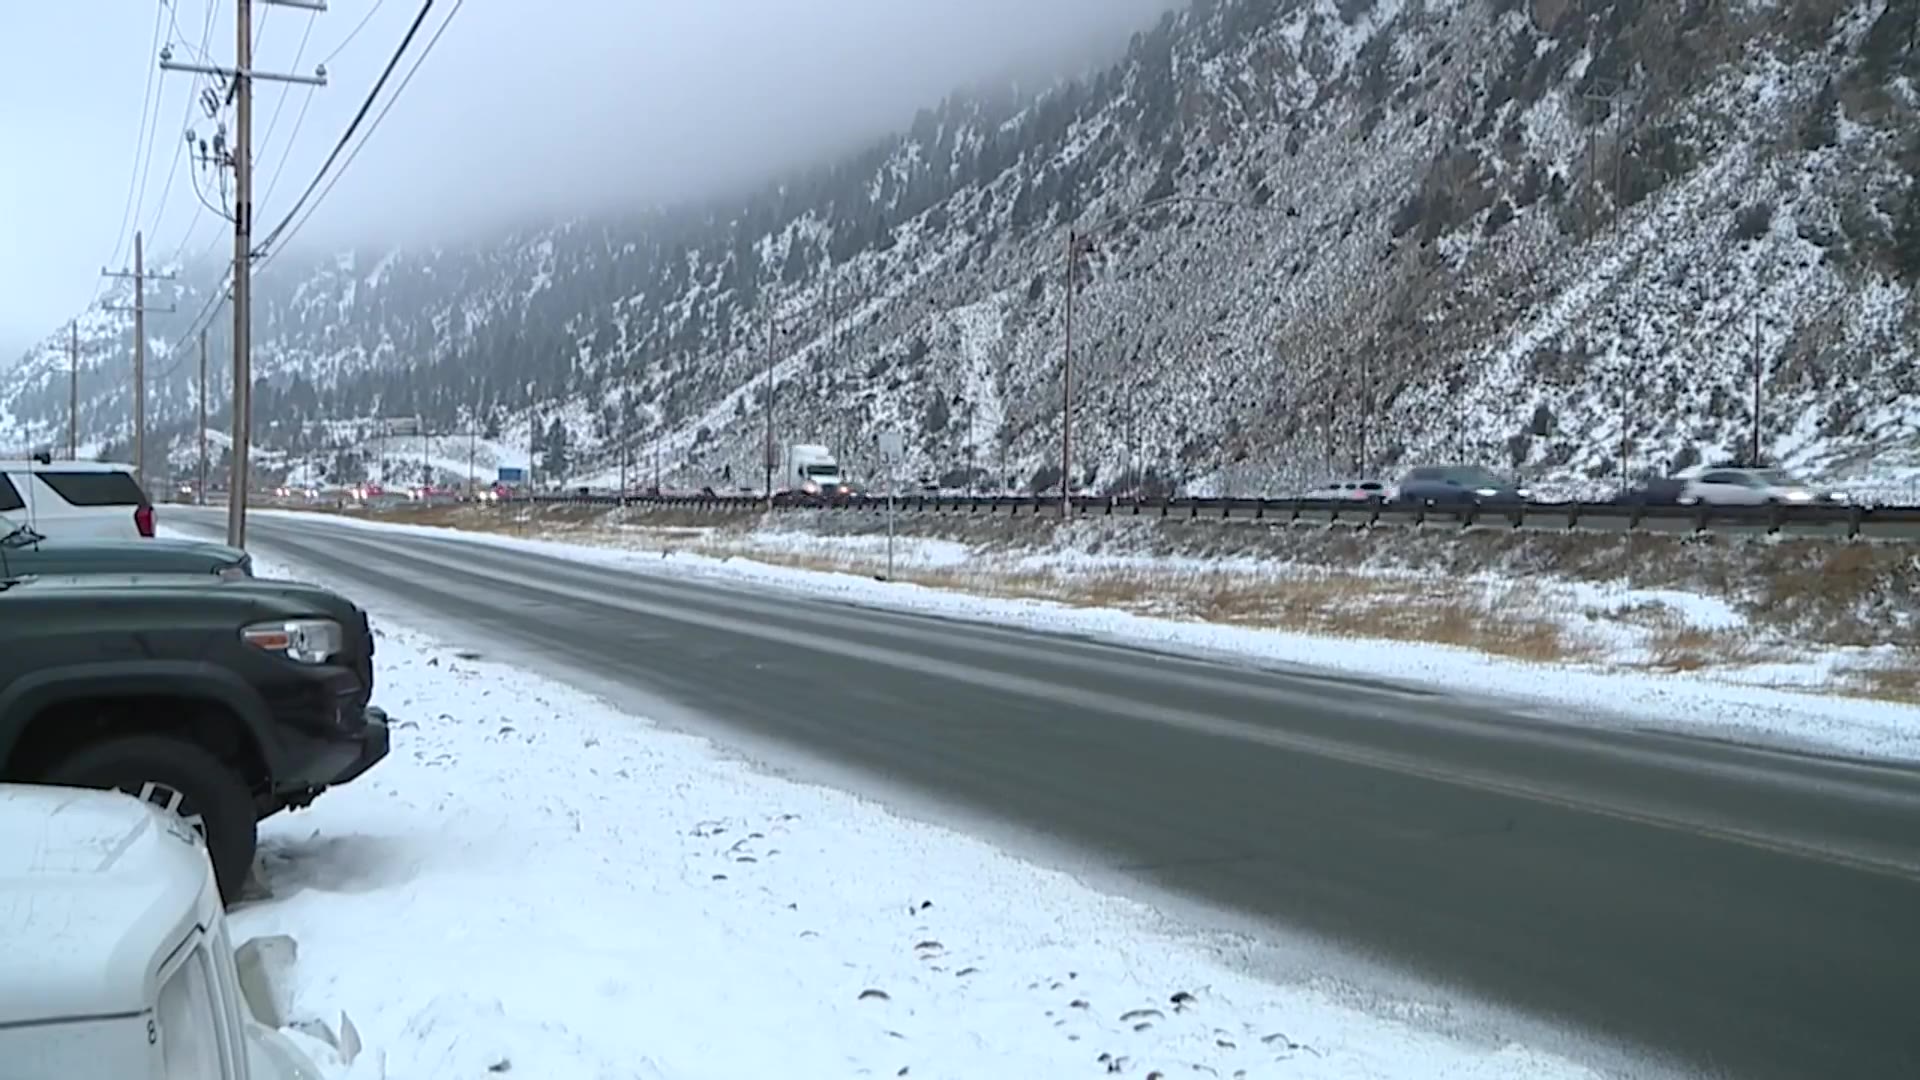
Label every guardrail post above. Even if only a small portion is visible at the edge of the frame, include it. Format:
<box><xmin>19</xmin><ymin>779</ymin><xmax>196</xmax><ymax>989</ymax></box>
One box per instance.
<box><xmin>1848</xmin><ymin>502</ymin><xmax>1864</xmax><ymax>540</ymax></box>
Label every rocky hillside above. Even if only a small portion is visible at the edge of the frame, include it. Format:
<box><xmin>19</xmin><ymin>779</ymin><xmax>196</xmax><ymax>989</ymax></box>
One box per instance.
<box><xmin>6</xmin><ymin>0</ymin><xmax>1919</xmax><ymax>497</ymax></box>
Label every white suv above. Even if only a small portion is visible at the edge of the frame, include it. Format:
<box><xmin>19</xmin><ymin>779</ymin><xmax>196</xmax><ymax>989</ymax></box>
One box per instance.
<box><xmin>0</xmin><ymin>459</ymin><xmax>154</xmax><ymax>540</ymax></box>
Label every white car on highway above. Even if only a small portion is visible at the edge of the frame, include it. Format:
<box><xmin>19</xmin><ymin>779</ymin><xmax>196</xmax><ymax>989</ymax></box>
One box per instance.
<box><xmin>0</xmin><ymin>785</ymin><xmax>324</xmax><ymax>1080</ymax></box>
<box><xmin>1676</xmin><ymin>467</ymin><xmax>1832</xmax><ymax>506</ymax></box>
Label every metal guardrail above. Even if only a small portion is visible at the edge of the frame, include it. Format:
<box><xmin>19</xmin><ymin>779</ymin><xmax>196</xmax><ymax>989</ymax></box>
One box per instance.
<box><xmin>499</xmin><ymin>492</ymin><xmax>1920</xmax><ymax>542</ymax></box>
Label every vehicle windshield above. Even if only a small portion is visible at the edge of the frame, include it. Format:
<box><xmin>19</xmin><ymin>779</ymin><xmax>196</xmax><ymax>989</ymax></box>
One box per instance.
<box><xmin>802</xmin><ymin>464</ymin><xmax>840</xmax><ymax>477</ymax></box>
<box><xmin>1755</xmin><ymin>469</ymin><xmax>1805</xmax><ymax>486</ymax></box>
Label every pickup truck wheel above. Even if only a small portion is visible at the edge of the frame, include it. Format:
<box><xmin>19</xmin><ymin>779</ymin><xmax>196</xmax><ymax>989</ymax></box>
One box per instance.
<box><xmin>44</xmin><ymin>735</ymin><xmax>257</xmax><ymax>904</ymax></box>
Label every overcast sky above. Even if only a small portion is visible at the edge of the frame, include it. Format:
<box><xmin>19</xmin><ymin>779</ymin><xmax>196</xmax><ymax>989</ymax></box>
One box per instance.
<box><xmin>0</xmin><ymin>0</ymin><xmax>1181</xmax><ymax>358</ymax></box>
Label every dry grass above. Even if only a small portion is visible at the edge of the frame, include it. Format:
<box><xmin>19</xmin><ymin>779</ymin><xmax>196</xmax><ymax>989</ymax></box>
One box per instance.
<box><xmin>1835</xmin><ymin>657</ymin><xmax>1920</xmax><ymax>706</ymax></box>
<box><xmin>319</xmin><ymin>500</ymin><xmax>1916</xmax><ymax>692</ymax></box>
<box><xmin>659</xmin><ymin>538</ymin><xmax>1594</xmax><ymax>664</ymax></box>
<box><xmin>1642</xmin><ymin>626</ymin><xmax>1771</xmax><ymax>673</ymax></box>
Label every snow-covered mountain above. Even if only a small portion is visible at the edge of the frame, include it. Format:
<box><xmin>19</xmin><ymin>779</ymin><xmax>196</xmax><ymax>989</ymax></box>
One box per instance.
<box><xmin>6</xmin><ymin>0</ymin><xmax>1918</xmax><ymax>496</ymax></box>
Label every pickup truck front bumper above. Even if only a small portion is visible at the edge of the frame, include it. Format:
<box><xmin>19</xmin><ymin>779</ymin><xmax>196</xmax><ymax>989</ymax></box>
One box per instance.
<box><xmin>265</xmin><ymin>706</ymin><xmax>393</xmax><ymax>814</ymax></box>
<box><xmin>327</xmin><ymin>707</ymin><xmax>390</xmax><ymax>786</ymax></box>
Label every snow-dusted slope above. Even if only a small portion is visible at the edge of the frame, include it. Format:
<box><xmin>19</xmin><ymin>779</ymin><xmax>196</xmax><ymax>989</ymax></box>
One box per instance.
<box><xmin>6</xmin><ymin>0</ymin><xmax>1917</xmax><ymax>494</ymax></box>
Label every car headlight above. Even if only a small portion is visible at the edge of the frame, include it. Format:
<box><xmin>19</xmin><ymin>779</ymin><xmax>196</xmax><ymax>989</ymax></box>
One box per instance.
<box><xmin>242</xmin><ymin>618</ymin><xmax>344</xmax><ymax>664</ymax></box>
<box><xmin>1475</xmin><ymin>487</ymin><xmax>1498</xmax><ymax>497</ymax></box>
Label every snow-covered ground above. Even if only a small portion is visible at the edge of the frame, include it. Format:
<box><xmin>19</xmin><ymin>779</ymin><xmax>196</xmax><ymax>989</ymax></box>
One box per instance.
<box><xmin>229</xmin><ymin>547</ymin><xmax>1611</xmax><ymax>1080</ymax></box>
<box><xmin>276</xmin><ymin>511</ymin><xmax>1920</xmax><ymax>762</ymax></box>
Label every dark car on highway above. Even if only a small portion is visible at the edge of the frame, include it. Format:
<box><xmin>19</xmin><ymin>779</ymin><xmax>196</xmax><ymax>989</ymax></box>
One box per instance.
<box><xmin>1613</xmin><ymin>477</ymin><xmax>1687</xmax><ymax>506</ymax></box>
<box><xmin>1</xmin><ymin>513</ymin><xmax>253</xmax><ymax>579</ymax></box>
<box><xmin>1390</xmin><ymin>465</ymin><xmax>1531</xmax><ymax>506</ymax></box>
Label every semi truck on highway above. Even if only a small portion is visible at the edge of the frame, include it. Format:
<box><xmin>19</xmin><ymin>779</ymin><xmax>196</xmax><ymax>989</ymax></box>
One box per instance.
<box><xmin>782</xmin><ymin>443</ymin><xmax>849</xmax><ymax>497</ymax></box>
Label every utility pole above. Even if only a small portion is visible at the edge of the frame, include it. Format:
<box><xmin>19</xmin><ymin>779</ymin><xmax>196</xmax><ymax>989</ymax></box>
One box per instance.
<box><xmin>197</xmin><ymin>331</ymin><xmax>208</xmax><ymax>504</ymax></box>
<box><xmin>763</xmin><ymin>298</ymin><xmax>776</xmax><ymax>506</ymax></box>
<box><xmin>230</xmin><ymin>3</ymin><xmax>254</xmax><ymax>544</ymax></box>
<box><xmin>67</xmin><ymin>322</ymin><xmax>78</xmax><ymax>460</ymax></box>
<box><xmin>102</xmin><ymin>230</ymin><xmax>177</xmax><ymax>490</ymax></box>
<box><xmin>1358</xmin><ymin>349</ymin><xmax>1372</xmax><ymax>474</ymax></box>
<box><xmin>1063</xmin><ymin>232</ymin><xmax>1080</xmax><ymax>509</ymax></box>
<box><xmin>1751</xmin><ymin>313</ymin><xmax>1764</xmax><ymax>466</ymax></box>
<box><xmin>162</xmin><ymin>0</ymin><xmax>328</xmax><ymax>546</ymax></box>
<box><xmin>1619</xmin><ymin>351</ymin><xmax>1631</xmax><ymax>485</ymax></box>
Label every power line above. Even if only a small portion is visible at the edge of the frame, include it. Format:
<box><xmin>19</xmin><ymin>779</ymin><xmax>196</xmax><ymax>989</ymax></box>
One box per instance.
<box><xmin>256</xmin><ymin>11</ymin><xmax>320</xmax><ymax>216</ymax></box>
<box><xmin>252</xmin><ymin>0</ymin><xmax>439</xmax><ymax>260</ymax></box>
<box><xmin>319</xmin><ymin>0</ymin><xmax>389</xmax><ymax>68</ymax></box>
<box><xmin>257</xmin><ymin>0</ymin><xmax>461</xmax><ymax>264</ymax></box>
<box><xmin>162</xmin><ymin>0</ymin><xmax>224</xmax><ymax>268</ymax></box>
<box><xmin>106</xmin><ymin>0</ymin><xmax>170</xmax><ymax>274</ymax></box>
<box><xmin>155</xmin><ymin>271</ymin><xmax>233</xmax><ymax>385</ymax></box>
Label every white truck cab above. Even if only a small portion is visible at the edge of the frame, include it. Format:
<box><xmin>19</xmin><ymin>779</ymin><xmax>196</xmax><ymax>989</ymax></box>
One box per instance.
<box><xmin>784</xmin><ymin>443</ymin><xmax>845</xmax><ymax>496</ymax></box>
<box><xmin>0</xmin><ymin>785</ymin><xmax>324</xmax><ymax>1080</ymax></box>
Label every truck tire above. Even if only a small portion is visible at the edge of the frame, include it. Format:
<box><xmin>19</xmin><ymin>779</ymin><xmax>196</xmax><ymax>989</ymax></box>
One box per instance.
<box><xmin>44</xmin><ymin>735</ymin><xmax>258</xmax><ymax>904</ymax></box>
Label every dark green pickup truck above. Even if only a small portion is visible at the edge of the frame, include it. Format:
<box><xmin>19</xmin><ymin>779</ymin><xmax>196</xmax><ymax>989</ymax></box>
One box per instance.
<box><xmin>0</xmin><ymin>573</ymin><xmax>389</xmax><ymax>902</ymax></box>
<box><xmin>1</xmin><ymin>514</ymin><xmax>252</xmax><ymax>578</ymax></box>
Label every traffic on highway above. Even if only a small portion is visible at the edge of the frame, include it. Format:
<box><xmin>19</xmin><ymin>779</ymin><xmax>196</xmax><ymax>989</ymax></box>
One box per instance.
<box><xmin>3</xmin><ymin>451</ymin><xmax>1917</xmax><ymax>1078</ymax></box>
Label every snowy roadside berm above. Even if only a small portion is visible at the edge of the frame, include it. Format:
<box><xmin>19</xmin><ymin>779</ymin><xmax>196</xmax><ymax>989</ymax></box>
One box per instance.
<box><xmin>0</xmin><ymin>783</ymin><xmax>361</xmax><ymax>1080</ymax></box>
<box><xmin>215</xmin><ymin>604</ymin><xmax>1610</xmax><ymax>1080</ymax></box>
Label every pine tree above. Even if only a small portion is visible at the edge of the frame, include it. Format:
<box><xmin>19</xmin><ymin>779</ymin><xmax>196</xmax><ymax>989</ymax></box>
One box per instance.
<box><xmin>543</xmin><ymin>418</ymin><xmax>572</xmax><ymax>480</ymax></box>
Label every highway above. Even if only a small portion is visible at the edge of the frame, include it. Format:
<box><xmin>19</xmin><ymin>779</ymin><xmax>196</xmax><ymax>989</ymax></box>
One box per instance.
<box><xmin>182</xmin><ymin>509</ymin><xmax>1920</xmax><ymax>1080</ymax></box>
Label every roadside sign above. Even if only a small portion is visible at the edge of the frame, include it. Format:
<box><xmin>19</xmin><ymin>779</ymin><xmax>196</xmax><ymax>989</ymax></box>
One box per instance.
<box><xmin>877</xmin><ymin>431</ymin><xmax>904</xmax><ymax>462</ymax></box>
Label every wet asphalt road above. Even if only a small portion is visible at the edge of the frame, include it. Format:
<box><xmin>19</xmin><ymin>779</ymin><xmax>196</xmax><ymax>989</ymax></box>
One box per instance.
<box><xmin>181</xmin><ymin>509</ymin><xmax>1920</xmax><ymax>1080</ymax></box>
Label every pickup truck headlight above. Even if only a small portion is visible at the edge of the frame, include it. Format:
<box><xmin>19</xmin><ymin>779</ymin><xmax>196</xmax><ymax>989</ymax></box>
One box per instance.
<box><xmin>242</xmin><ymin>618</ymin><xmax>344</xmax><ymax>664</ymax></box>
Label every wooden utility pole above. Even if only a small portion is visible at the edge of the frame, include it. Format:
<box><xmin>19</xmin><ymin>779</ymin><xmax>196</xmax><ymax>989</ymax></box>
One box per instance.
<box><xmin>1750</xmin><ymin>314</ymin><xmax>1764</xmax><ymax>466</ymax></box>
<box><xmin>764</xmin><ymin>299</ymin><xmax>776</xmax><ymax>506</ymax></box>
<box><xmin>197</xmin><ymin>330</ymin><xmax>209</xmax><ymax>505</ymax></box>
<box><xmin>102</xmin><ymin>230</ymin><xmax>176</xmax><ymax>491</ymax></box>
<box><xmin>161</xmin><ymin>0</ymin><xmax>329</xmax><ymax>545</ymax></box>
<box><xmin>229</xmin><ymin>2</ymin><xmax>254</xmax><ymax>543</ymax></box>
<box><xmin>67</xmin><ymin>322</ymin><xmax>78</xmax><ymax>460</ymax></box>
<box><xmin>1061</xmin><ymin>228</ymin><xmax>1077</xmax><ymax>516</ymax></box>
